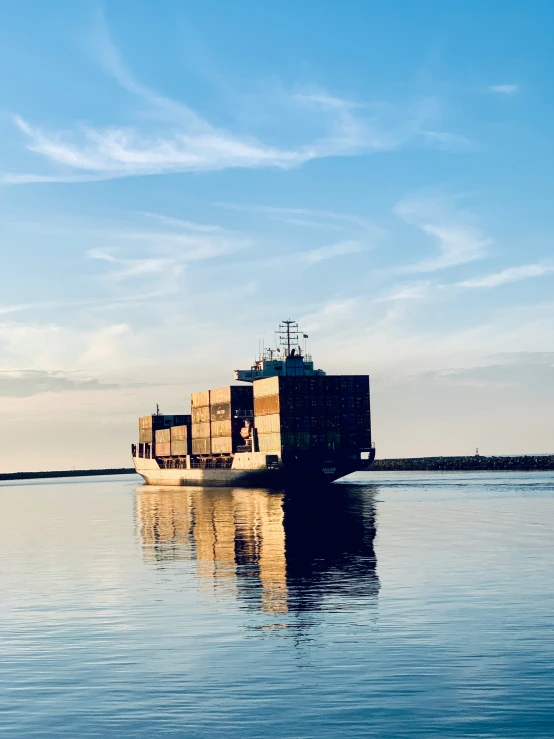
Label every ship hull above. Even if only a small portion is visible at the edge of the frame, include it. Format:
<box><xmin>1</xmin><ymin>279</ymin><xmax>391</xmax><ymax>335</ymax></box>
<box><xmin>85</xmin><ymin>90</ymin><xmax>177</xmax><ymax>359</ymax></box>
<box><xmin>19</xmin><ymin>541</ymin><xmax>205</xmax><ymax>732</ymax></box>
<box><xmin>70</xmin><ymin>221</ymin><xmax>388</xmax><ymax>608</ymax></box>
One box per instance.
<box><xmin>133</xmin><ymin>454</ymin><xmax>366</xmax><ymax>488</ymax></box>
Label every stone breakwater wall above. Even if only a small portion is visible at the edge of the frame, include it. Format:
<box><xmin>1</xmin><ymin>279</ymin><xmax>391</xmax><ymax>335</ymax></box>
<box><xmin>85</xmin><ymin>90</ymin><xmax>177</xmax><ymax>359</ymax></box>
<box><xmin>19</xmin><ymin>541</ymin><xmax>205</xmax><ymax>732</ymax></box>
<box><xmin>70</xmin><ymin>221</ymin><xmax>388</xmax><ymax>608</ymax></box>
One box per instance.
<box><xmin>0</xmin><ymin>468</ymin><xmax>136</xmax><ymax>481</ymax></box>
<box><xmin>370</xmin><ymin>456</ymin><xmax>554</xmax><ymax>471</ymax></box>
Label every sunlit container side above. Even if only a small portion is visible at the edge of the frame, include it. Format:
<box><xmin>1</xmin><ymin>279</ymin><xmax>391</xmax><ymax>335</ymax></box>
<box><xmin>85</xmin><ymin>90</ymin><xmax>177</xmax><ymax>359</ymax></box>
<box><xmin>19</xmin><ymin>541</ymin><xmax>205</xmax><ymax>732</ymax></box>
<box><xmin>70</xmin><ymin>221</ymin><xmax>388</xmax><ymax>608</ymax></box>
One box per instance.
<box><xmin>257</xmin><ymin>432</ymin><xmax>282</xmax><ymax>452</ymax></box>
<box><xmin>254</xmin><ymin>414</ymin><xmax>281</xmax><ymax>434</ymax></box>
<box><xmin>139</xmin><ymin>428</ymin><xmax>153</xmax><ymax>443</ymax></box>
<box><xmin>210</xmin><ymin>386</ymin><xmax>231</xmax><ymax>405</ymax></box>
<box><xmin>210</xmin><ymin>385</ymin><xmax>253</xmax><ymax>417</ymax></box>
<box><xmin>139</xmin><ymin>414</ymin><xmax>190</xmax><ymax>442</ymax></box>
<box><xmin>253</xmin><ymin>395</ymin><xmax>280</xmax><ymax>416</ymax></box>
<box><xmin>211</xmin><ymin>437</ymin><xmax>233</xmax><ymax>454</ymax></box>
<box><xmin>253</xmin><ymin>376</ymin><xmax>280</xmax><ymax>398</ymax></box>
<box><xmin>155</xmin><ymin>428</ymin><xmax>171</xmax><ymax>444</ymax></box>
<box><xmin>210</xmin><ymin>384</ymin><xmax>252</xmax><ymax>404</ymax></box>
<box><xmin>211</xmin><ymin>419</ymin><xmax>233</xmax><ymax>437</ymax></box>
<box><xmin>171</xmin><ymin>440</ymin><xmax>189</xmax><ymax>456</ymax></box>
<box><xmin>191</xmin><ymin>390</ymin><xmax>210</xmax><ymax>408</ymax></box>
<box><xmin>191</xmin><ymin>422</ymin><xmax>211</xmax><ymax>439</ymax></box>
<box><xmin>170</xmin><ymin>425</ymin><xmax>189</xmax><ymax>441</ymax></box>
<box><xmin>156</xmin><ymin>442</ymin><xmax>171</xmax><ymax>456</ymax></box>
<box><xmin>192</xmin><ymin>438</ymin><xmax>211</xmax><ymax>455</ymax></box>
<box><xmin>192</xmin><ymin>406</ymin><xmax>210</xmax><ymax>423</ymax></box>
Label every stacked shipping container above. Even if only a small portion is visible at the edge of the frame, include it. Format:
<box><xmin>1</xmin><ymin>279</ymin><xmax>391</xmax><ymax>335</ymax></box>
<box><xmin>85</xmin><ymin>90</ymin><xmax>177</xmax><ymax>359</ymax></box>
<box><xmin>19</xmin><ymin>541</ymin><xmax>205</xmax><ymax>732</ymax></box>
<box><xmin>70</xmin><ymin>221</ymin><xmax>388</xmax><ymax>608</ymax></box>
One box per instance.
<box><xmin>253</xmin><ymin>376</ymin><xmax>370</xmax><ymax>453</ymax></box>
<box><xmin>154</xmin><ymin>428</ymin><xmax>171</xmax><ymax>456</ymax></box>
<box><xmin>139</xmin><ymin>414</ymin><xmax>190</xmax><ymax>444</ymax></box>
<box><xmin>191</xmin><ymin>391</ymin><xmax>211</xmax><ymax>455</ymax></box>
<box><xmin>170</xmin><ymin>425</ymin><xmax>190</xmax><ymax>456</ymax></box>
<box><xmin>191</xmin><ymin>386</ymin><xmax>254</xmax><ymax>454</ymax></box>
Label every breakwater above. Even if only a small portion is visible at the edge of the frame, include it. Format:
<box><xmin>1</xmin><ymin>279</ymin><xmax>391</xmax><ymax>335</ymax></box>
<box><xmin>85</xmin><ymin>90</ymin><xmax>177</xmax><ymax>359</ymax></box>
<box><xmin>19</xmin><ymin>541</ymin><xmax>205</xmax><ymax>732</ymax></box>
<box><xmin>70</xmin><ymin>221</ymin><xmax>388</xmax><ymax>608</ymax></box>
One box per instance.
<box><xmin>371</xmin><ymin>455</ymin><xmax>554</xmax><ymax>471</ymax></box>
<box><xmin>0</xmin><ymin>468</ymin><xmax>136</xmax><ymax>482</ymax></box>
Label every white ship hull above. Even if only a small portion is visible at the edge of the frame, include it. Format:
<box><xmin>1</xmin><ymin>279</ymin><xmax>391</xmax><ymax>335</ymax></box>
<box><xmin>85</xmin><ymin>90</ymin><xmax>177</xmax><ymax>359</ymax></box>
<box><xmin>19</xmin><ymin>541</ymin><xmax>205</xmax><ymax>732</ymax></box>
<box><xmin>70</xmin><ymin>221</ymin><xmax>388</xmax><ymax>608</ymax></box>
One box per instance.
<box><xmin>133</xmin><ymin>452</ymin><xmax>363</xmax><ymax>488</ymax></box>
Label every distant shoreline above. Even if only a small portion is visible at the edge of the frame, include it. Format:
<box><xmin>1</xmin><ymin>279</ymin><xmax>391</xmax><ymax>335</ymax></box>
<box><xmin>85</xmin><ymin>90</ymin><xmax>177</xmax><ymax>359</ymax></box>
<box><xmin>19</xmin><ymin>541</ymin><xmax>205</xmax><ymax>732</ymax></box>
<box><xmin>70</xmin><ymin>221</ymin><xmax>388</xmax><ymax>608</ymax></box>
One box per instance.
<box><xmin>1</xmin><ymin>456</ymin><xmax>553</xmax><ymax>481</ymax></box>
<box><xmin>370</xmin><ymin>455</ymin><xmax>554</xmax><ymax>471</ymax></box>
<box><xmin>0</xmin><ymin>468</ymin><xmax>136</xmax><ymax>481</ymax></box>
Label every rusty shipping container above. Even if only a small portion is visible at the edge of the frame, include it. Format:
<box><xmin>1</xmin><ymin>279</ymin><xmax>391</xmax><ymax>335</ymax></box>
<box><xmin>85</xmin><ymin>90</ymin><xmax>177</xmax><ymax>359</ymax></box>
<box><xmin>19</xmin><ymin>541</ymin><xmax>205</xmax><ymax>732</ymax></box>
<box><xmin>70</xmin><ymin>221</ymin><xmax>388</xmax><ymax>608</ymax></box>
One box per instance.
<box><xmin>253</xmin><ymin>395</ymin><xmax>280</xmax><ymax>417</ymax></box>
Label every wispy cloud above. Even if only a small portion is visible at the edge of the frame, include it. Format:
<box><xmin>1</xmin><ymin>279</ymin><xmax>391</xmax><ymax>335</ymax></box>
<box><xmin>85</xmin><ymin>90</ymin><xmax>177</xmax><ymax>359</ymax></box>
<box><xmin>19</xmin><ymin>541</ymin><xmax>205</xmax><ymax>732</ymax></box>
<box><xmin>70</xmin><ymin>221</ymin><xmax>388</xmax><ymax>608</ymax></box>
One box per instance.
<box><xmin>267</xmin><ymin>240</ymin><xmax>364</xmax><ymax>267</ymax></box>
<box><xmin>395</xmin><ymin>195</ymin><xmax>492</xmax><ymax>273</ymax></box>
<box><xmin>489</xmin><ymin>84</ymin><xmax>520</xmax><ymax>96</ymax></box>
<box><xmin>374</xmin><ymin>282</ymin><xmax>431</xmax><ymax>302</ymax></box>
<box><xmin>2</xmin><ymin>21</ymin><xmax>468</xmax><ymax>184</ymax></box>
<box><xmin>215</xmin><ymin>202</ymin><xmax>378</xmax><ymax>234</ymax></box>
<box><xmin>458</xmin><ymin>263</ymin><xmax>554</xmax><ymax>289</ymax></box>
<box><xmin>87</xmin><ymin>247</ymin><xmax>180</xmax><ymax>281</ymax></box>
<box><xmin>137</xmin><ymin>211</ymin><xmax>222</xmax><ymax>233</ymax></box>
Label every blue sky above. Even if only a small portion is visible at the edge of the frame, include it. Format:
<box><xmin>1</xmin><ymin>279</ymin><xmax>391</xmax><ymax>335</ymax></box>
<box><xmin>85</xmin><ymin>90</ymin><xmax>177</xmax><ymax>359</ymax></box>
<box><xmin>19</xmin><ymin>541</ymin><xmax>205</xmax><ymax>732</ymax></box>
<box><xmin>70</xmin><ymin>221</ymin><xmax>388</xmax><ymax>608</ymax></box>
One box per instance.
<box><xmin>1</xmin><ymin>1</ymin><xmax>553</xmax><ymax>470</ymax></box>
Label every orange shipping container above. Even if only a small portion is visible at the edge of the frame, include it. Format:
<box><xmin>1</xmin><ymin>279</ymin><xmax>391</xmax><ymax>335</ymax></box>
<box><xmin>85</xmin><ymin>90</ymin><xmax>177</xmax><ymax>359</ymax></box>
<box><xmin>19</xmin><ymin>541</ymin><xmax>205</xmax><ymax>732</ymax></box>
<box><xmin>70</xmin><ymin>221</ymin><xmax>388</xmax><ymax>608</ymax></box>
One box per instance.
<box><xmin>253</xmin><ymin>395</ymin><xmax>280</xmax><ymax>416</ymax></box>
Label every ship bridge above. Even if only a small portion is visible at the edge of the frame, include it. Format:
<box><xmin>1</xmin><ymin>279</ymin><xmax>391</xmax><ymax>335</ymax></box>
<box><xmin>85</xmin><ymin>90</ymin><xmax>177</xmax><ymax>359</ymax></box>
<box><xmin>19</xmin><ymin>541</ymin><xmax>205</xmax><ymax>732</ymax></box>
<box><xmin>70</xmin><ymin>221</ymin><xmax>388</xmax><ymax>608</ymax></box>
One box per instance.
<box><xmin>234</xmin><ymin>319</ymin><xmax>326</xmax><ymax>383</ymax></box>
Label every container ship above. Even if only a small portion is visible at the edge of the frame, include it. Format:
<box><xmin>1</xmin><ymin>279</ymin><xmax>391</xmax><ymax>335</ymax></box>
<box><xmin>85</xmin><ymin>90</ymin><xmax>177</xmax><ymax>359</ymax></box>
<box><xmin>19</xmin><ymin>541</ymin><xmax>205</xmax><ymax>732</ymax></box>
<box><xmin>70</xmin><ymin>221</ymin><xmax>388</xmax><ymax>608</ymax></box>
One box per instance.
<box><xmin>132</xmin><ymin>320</ymin><xmax>375</xmax><ymax>487</ymax></box>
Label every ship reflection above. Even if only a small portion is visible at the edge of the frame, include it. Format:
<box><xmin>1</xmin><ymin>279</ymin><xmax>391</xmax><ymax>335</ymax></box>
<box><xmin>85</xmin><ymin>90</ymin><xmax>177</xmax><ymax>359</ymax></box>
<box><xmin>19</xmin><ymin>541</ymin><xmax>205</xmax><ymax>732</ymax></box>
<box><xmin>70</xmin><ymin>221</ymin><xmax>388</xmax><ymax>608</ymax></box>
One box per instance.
<box><xmin>135</xmin><ymin>484</ymin><xmax>379</xmax><ymax>617</ymax></box>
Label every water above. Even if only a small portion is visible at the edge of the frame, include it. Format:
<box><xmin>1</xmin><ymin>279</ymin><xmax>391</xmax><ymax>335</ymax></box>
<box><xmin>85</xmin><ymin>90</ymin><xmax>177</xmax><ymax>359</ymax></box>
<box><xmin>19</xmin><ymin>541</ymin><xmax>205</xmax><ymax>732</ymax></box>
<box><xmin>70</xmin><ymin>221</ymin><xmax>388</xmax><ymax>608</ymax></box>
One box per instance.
<box><xmin>1</xmin><ymin>471</ymin><xmax>553</xmax><ymax>737</ymax></box>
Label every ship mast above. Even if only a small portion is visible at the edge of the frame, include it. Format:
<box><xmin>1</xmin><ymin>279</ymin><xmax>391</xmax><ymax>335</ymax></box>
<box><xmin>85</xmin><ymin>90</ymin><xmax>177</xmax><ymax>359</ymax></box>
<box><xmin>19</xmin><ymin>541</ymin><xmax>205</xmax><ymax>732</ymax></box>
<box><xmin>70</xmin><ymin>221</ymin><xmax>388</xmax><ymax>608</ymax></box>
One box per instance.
<box><xmin>234</xmin><ymin>318</ymin><xmax>323</xmax><ymax>381</ymax></box>
<box><xmin>277</xmin><ymin>319</ymin><xmax>301</xmax><ymax>357</ymax></box>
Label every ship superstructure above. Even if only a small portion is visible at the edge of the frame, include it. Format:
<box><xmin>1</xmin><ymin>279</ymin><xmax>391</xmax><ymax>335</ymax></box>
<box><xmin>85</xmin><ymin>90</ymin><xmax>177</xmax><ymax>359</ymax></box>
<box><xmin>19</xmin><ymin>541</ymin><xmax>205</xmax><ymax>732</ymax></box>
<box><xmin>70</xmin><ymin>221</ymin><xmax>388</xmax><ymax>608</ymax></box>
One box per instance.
<box><xmin>234</xmin><ymin>320</ymin><xmax>325</xmax><ymax>382</ymax></box>
<box><xmin>132</xmin><ymin>320</ymin><xmax>375</xmax><ymax>487</ymax></box>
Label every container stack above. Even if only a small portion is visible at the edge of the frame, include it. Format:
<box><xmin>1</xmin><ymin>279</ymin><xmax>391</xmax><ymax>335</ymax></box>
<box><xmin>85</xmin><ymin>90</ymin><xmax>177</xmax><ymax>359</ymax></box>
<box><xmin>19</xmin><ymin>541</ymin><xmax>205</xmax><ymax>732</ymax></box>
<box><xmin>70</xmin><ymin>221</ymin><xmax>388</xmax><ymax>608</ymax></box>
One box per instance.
<box><xmin>154</xmin><ymin>428</ymin><xmax>171</xmax><ymax>457</ymax></box>
<box><xmin>191</xmin><ymin>391</ymin><xmax>211</xmax><ymax>455</ymax></box>
<box><xmin>209</xmin><ymin>385</ymin><xmax>254</xmax><ymax>454</ymax></box>
<box><xmin>138</xmin><ymin>414</ymin><xmax>191</xmax><ymax>444</ymax></box>
<box><xmin>253</xmin><ymin>376</ymin><xmax>370</xmax><ymax>453</ymax></box>
<box><xmin>170</xmin><ymin>424</ymin><xmax>190</xmax><ymax>456</ymax></box>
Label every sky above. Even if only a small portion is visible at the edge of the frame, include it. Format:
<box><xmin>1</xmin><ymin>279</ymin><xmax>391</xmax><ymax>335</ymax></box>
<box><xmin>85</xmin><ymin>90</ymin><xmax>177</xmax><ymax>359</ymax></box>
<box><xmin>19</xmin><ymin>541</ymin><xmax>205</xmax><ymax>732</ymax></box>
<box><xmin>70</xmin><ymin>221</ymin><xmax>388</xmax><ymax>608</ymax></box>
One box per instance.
<box><xmin>1</xmin><ymin>0</ymin><xmax>553</xmax><ymax>471</ymax></box>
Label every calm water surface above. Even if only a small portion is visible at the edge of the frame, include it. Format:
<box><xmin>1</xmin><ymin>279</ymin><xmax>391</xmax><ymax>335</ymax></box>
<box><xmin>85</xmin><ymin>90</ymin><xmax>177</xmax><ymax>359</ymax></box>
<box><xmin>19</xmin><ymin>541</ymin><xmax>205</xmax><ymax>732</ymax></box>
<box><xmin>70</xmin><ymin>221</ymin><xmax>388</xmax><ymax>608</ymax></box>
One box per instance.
<box><xmin>1</xmin><ymin>471</ymin><xmax>553</xmax><ymax>737</ymax></box>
